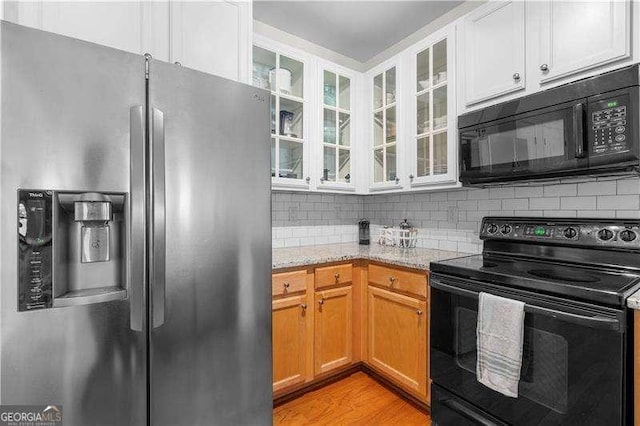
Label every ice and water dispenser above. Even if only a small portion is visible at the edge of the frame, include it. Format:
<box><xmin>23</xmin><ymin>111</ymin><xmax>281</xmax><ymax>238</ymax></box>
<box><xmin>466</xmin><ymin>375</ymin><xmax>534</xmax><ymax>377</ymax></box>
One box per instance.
<box><xmin>18</xmin><ymin>189</ymin><xmax>128</xmax><ymax>311</ymax></box>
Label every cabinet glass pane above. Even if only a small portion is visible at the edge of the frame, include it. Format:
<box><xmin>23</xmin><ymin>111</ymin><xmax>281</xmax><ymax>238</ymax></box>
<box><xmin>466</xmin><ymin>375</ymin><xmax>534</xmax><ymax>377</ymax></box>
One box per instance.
<box><xmin>271</xmin><ymin>138</ymin><xmax>276</xmax><ymax>177</ymax></box>
<box><xmin>339</xmin><ymin>149</ymin><xmax>350</xmax><ymax>182</ymax></box>
<box><xmin>374</xmin><ymin>111</ymin><xmax>383</xmax><ymax>146</ymax></box>
<box><xmin>339</xmin><ymin>76</ymin><xmax>350</xmax><ymax>110</ymax></box>
<box><xmin>433</xmin><ymin>85</ymin><xmax>447</xmax><ymax>130</ymax></box>
<box><xmin>339</xmin><ymin>112</ymin><xmax>350</xmax><ymax>146</ymax></box>
<box><xmin>374</xmin><ymin>73</ymin><xmax>383</xmax><ymax>109</ymax></box>
<box><xmin>323</xmin><ymin>146</ymin><xmax>336</xmax><ymax>182</ymax></box>
<box><xmin>417</xmin><ymin>93</ymin><xmax>430</xmax><ymax>135</ymax></box>
<box><xmin>374</xmin><ymin>148</ymin><xmax>384</xmax><ymax>182</ymax></box>
<box><xmin>279</xmin><ymin>98</ymin><xmax>303</xmax><ymax>138</ymax></box>
<box><xmin>323</xmin><ymin>108</ymin><xmax>336</xmax><ymax>144</ymax></box>
<box><xmin>279</xmin><ymin>140</ymin><xmax>303</xmax><ymax>179</ymax></box>
<box><xmin>270</xmin><ymin>95</ymin><xmax>276</xmax><ymax>135</ymax></box>
<box><xmin>417</xmin><ymin>47</ymin><xmax>430</xmax><ymax>91</ymax></box>
<box><xmin>417</xmin><ymin>136</ymin><xmax>430</xmax><ymax>177</ymax></box>
<box><xmin>386</xmin><ymin>106</ymin><xmax>396</xmax><ymax>144</ymax></box>
<box><xmin>280</xmin><ymin>55</ymin><xmax>303</xmax><ymax>98</ymax></box>
<box><xmin>386</xmin><ymin>144</ymin><xmax>397</xmax><ymax>181</ymax></box>
<box><xmin>434</xmin><ymin>132</ymin><xmax>447</xmax><ymax>175</ymax></box>
<box><xmin>324</xmin><ymin>70</ymin><xmax>336</xmax><ymax>106</ymax></box>
<box><xmin>433</xmin><ymin>39</ymin><xmax>447</xmax><ymax>85</ymax></box>
<box><xmin>385</xmin><ymin>67</ymin><xmax>396</xmax><ymax>105</ymax></box>
<box><xmin>252</xmin><ymin>46</ymin><xmax>275</xmax><ymax>91</ymax></box>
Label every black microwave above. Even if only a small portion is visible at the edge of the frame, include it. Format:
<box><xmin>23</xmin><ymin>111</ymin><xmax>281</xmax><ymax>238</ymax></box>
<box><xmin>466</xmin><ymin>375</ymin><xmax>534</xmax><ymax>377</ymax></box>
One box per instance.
<box><xmin>458</xmin><ymin>65</ymin><xmax>640</xmax><ymax>186</ymax></box>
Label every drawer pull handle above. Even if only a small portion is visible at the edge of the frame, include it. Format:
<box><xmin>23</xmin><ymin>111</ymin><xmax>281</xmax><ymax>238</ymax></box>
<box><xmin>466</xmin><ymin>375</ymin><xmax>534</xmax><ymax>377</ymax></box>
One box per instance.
<box><xmin>416</xmin><ymin>309</ymin><xmax>423</xmax><ymax>316</ymax></box>
<box><xmin>334</xmin><ymin>273</ymin><xmax>340</xmax><ymax>280</ymax></box>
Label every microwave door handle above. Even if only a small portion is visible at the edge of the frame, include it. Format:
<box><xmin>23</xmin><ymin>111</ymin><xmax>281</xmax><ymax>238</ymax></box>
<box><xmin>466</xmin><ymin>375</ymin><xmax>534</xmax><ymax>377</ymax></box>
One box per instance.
<box><xmin>573</xmin><ymin>102</ymin><xmax>585</xmax><ymax>158</ymax></box>
<box><xmin>150</xmin><ymin>107</ymin><xmax>166</xmax><ymax>329</ymax></box>
<box><xmin>430</xmin><ymin>279</ymin><xmax>621</xmax><ymax>331</ymax></box>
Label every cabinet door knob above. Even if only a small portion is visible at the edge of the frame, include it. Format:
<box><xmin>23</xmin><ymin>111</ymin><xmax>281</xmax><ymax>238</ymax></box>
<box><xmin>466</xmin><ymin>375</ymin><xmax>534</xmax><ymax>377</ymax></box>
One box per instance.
<box><xmin>305</xmin><ymin>176</ymin><xmax>310</xmax><ymax>183</ymax></box>
<box><xmin>540</xmin><ymin>63</ymin><xmax>549</xmax><ymax>72</ymax></box>
<box><xmin>300</xmin><ymin>303</ymin><xmax>307</xmax><ymax>310</ymax></box>
<box><xmin>416</xmin><ymin>309</ymin><xmax>423</xmax><ymax>316</ymax></box>
<box><xmin>513</xmin><ymin>72</ymin><xmax>521</xmax><ymax>81</ymax></box>
<box><xmin>283</xmin><ymin>282</ymin><xmax>290</xmax><ymax>288</ymax></box>
<box><xmin>334</xmin><ymin>273</ymin><xmax>340</xmax><ymax>280</ymax></box>
<box><xmin>320</xmin><ymin>177</ymin><xmax>326</xmax><ymax>182</ymax></box>
<box><xmin>409</xmin><ymin>174</ymin><xmax>414</xmax><ymax>179</ymax></box>
<box><xmin>318</xmin><ymin>298</ymin><xmax>324</xmax><ymax>306</ymax></box>
<box><xmin>395</xmin><ymin>177</ymin><xmax>400</xmax><ymax>184</ymax></box>
<box><xmin>389</xmin><ymin>276</ymin><xmax>396</xmax><ymax>285</ymax></box>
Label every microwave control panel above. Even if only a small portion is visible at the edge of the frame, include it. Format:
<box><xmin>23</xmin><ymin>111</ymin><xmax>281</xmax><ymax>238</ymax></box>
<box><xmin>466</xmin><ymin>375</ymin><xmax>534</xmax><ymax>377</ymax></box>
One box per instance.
<box><xmin>590</xmin><ymin>95</ymin><xmax>630</xmax><ymax>156</ymax></box>
<box><xmin>17</xmin><ymin>189</ymin><xmax>53</xmax><ymax>311</ymax></box>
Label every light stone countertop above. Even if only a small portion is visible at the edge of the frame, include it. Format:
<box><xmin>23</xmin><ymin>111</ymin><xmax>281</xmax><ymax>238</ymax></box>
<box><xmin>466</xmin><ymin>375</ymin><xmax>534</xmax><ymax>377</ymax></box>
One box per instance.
<box><xmin>626</xmin><ymin>290</ymin><xmax>640</xmax><ymax>310</ymax></box>
<box><xmin>272</xmin><ymin>242</ymin><xmax>466</xmax><ymax>271</ymax></box>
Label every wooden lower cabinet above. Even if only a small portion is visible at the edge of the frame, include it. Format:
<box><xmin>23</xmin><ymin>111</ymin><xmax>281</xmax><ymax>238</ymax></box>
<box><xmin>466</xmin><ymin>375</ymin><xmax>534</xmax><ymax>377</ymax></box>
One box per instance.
<box><xmin>314</xmin><ymin>286</ymin><xmax>353</xmax><ymax>375</ymax></box>
<box><xmin>272</xmin><ymin>295</ymin><xmax>308</xmax><ymax>392</ymax></box>
<box><xmin>368</xmin><ymin>285</ymin><xmax>429</xmax><ymax>402</ymax></box>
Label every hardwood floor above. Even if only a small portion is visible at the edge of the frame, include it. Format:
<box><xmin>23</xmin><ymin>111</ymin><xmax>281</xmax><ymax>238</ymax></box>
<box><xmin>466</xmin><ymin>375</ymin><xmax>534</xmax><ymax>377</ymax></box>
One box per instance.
<box><xmin>273</xmin><ymin>372</ymin><xmax>432</xmax><ymax>425</ymax></box>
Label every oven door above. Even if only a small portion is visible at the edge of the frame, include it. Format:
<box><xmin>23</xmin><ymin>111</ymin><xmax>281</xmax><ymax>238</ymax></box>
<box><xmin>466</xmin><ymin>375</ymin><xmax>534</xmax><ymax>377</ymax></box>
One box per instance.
<box><xmin>459</xmin><ymin>100</ymin><xmax>587</xmax><ymax>185</ymax></box>
<box><xmin>430</xmin><ymin>274</ymin><xmax>628</xmax><ymax>425</ymax></box>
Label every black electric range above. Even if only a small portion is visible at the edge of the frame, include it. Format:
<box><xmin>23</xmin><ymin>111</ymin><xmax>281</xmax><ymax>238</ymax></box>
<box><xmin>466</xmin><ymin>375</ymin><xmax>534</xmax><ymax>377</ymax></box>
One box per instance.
<box><xmin>429</xmin><ymin>217</ymin><xmax>640</xmax><ymax>426</ymax></box>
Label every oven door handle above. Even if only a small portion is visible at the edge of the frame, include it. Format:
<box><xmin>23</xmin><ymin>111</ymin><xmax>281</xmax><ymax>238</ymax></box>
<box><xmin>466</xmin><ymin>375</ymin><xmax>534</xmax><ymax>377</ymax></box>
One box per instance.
<box><xmin>430</xmin><ymin>279</ymin><xmax>623</xmax><ymax>332</ymax></box>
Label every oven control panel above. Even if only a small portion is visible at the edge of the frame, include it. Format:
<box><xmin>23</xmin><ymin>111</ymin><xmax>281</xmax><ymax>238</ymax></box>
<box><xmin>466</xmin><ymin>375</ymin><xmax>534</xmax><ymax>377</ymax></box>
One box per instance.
<box><xmin>480</xmin><ymin>218</ymin><xmax>640</xmax><ymax>248</ymax></box>
<box><xmin>590</xmin><ymin>95</ymin><xmax>630</xmax><ymax>156</ymax></box>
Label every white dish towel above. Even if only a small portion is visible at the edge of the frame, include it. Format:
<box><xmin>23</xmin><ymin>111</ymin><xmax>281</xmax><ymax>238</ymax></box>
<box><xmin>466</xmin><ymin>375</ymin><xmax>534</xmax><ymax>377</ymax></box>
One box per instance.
<box><xmin>476</xmin><ymin>292</ymin><xmax>525</xmax><ymax>398</ymax></box>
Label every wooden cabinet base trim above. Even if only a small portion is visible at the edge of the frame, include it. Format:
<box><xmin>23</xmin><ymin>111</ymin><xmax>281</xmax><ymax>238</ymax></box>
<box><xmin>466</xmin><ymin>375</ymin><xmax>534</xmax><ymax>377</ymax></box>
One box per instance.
<box><xmin>273</xmin><ymin>362</ymin><xmax>431</xmax><ymax>414</ymax></box>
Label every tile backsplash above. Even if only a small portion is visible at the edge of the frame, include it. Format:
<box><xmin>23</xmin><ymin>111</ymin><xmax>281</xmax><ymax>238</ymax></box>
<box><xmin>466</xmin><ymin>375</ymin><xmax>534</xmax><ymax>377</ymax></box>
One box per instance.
<box><xmin>272</xmin><ymin>176</ymin><xmax>640</xmax><ymax>251</ymax></box>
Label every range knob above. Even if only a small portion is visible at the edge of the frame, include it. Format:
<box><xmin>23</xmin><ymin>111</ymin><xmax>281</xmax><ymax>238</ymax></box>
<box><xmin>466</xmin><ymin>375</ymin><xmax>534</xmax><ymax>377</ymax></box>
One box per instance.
<box><xmin>597</xmin><ymin>228</ymin><xmax>614</xmax><ymax>241</ymax></box>
<box><xmin>500</xmin><ymin>224</ymin><xmax>512</xmax><ymax>235</ymax></box>
<box><xmin>486</xmin><ymin>224</ymin><xmax>498</xmax><ymax>234</ymax></box>
<box><xmin>563</xmin><ymin>227</ymin><xmax>578</xmax><ymax>239</ymax></box>
<box><xmin>620</xmin><ymin>230</ymin><xmax>637</xmax><ymax>242</ymax></box>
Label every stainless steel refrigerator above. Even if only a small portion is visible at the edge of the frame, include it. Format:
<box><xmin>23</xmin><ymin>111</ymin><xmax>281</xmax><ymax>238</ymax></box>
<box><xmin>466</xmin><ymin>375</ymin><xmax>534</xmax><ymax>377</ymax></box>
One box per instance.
<box><xmin>0</xmin><ymin>21</ymin><xmax>272</xmax><ymax>425</ymax></box>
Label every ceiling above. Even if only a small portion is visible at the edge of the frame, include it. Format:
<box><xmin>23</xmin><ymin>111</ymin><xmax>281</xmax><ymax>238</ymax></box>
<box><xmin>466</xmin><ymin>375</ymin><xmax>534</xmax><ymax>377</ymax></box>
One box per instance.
<box><xmin>253</xmin><ymin>1</ymin><xmax>464</xmax><ymax>63</ymax></box>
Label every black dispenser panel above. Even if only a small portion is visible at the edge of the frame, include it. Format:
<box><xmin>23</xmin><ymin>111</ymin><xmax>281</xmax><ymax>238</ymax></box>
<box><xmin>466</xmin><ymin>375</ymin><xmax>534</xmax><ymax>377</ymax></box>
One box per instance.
<box><xmin>18</xmin><ymin>189</ymin><xmax>53</xmax><ymax>311</ymax></box>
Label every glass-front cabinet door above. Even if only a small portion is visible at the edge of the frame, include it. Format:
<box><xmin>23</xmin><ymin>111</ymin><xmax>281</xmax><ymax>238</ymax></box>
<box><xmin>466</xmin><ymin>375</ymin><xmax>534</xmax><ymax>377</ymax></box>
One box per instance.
<box><xmin>409</xmin><ymin>28</ymin><xmax>457</xmax><ymax>187</ymax></box>
<box><xmin>253</xmin><ymin>43</ymin><xmax>309</xmax><ymax>189</ymax></box>
<box><xmin>371</xmin><ymin>65</ymin><xmax>400</xmax><ymax>188</ymax></box>
<box><xmin>319</xmin><ymin>67</ymin><xmax>354</xmax><ymax>190</ymax></box>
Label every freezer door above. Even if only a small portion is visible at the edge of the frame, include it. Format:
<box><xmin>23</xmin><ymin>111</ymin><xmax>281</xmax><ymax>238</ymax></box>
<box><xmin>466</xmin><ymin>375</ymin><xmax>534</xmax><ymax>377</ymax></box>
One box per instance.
<box><xmin>147</xmin><ymin>60</ymin><xmax>272</xmax><ymax>425</ymax></box>
<box><xmin>0</xmin><ymin>22</ymin><xmax>147</xmax><ymax>424</ymax></box>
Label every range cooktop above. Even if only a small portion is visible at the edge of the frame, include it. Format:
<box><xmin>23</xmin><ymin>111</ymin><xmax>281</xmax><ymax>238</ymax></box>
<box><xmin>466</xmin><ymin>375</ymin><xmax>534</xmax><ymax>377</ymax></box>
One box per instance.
<box><xmin>430</xmin><ymin>253</ymin><xmax>640</xmax><ymax>306</ymax></box>
<box><xmin>430</xmin><ymin>217</ymin><xmax>640</xmax><ymax>307</ymax></box>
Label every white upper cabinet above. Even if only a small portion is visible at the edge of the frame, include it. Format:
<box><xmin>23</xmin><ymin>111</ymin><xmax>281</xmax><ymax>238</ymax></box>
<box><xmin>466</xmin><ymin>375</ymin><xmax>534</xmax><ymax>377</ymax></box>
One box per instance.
<box><xmin>3</xmin><ymin>1</ymin><xmax>252</xmax><ymax>82</ymax></box>
<box><xmin>536</xmin><ymin>0</ymin><xmax>631</xmax><ymax>84</ymax></box>
<box><xmin>460</xmin><ymin>1</ymin><xmax>526</xmax><ymax>106</ymax></box>
<box><xmin>5</xmin><ymin>1</ymin><xmax>145</xmax><ymax>53</ymax></box>
<box><xmin>170</xmin><ymin>1</ymin><xmax>251</xmax><ymax>82</ymax></box>
<box><xmin>317</xmin><ymin>63</ymin><xmax>356</xmax><ymax>192</ymax></box>
<box><xmin>407</xmin><ymin>25</ymin><xmax>458</xmax><ymax>188</ymax></box>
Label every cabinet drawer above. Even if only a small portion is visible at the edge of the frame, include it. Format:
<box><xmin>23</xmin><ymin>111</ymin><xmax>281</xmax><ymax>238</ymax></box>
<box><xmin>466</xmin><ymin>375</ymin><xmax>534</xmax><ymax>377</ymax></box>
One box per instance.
<box><xmin>368</xmin><ymin>264</ymin><xmax>427</xmax><ymax>298</ymax></box>
<box><xmin>315</xmin><ymin>263</ymin><xmax>353</xmax><ymax>289</ymax></box>
<box><xmin>272</xmin><ymin>270</ymin><xmax>307</xmax><ymax>297</ymax></box>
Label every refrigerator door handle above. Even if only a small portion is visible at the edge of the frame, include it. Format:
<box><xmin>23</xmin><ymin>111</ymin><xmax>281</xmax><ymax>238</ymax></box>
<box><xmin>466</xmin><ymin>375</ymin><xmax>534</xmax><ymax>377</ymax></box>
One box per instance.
<box><xmin>150</xmin><ymin>107</ymin><xmax>166</xmax><ymax>329</ymax></box>
<box><xmin>129</xmin><ymin>106</ymin><xmax>146</xmax><ymax>332</ymax></box>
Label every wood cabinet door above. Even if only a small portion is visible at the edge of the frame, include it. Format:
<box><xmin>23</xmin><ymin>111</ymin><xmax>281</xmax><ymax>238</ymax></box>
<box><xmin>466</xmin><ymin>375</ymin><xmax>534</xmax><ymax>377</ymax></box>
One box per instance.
<box><xmin>461</xmin><ymin>0</ymin><xmax>526</xmax><ymax>106</ymax></box>
<box><xmin>368</xmin><ymin>286</ymin><xmax>428</xmax><ymax>400</ymax></box>
<box><xmin>272</xmin><ymin>295</ymin><xmax>308</xmax><ymax>392</ymax></box>
<box><xmin>314</xmin><ymin>286</ymin><xmax>353</xmax><ymax>375</ymax></box>
<box><xmin>537</xmin><ymin>0</ymin><xmax>630</xmax><ymax>84</ymax></box>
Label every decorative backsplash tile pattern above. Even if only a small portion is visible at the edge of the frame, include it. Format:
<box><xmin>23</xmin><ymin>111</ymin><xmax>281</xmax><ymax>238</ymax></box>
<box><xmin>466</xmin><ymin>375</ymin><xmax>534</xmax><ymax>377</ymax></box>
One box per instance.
<box><xmin>272</xmin><ymin>177</ymin><xmax>640</xmax><ymax>251</ymax></box>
